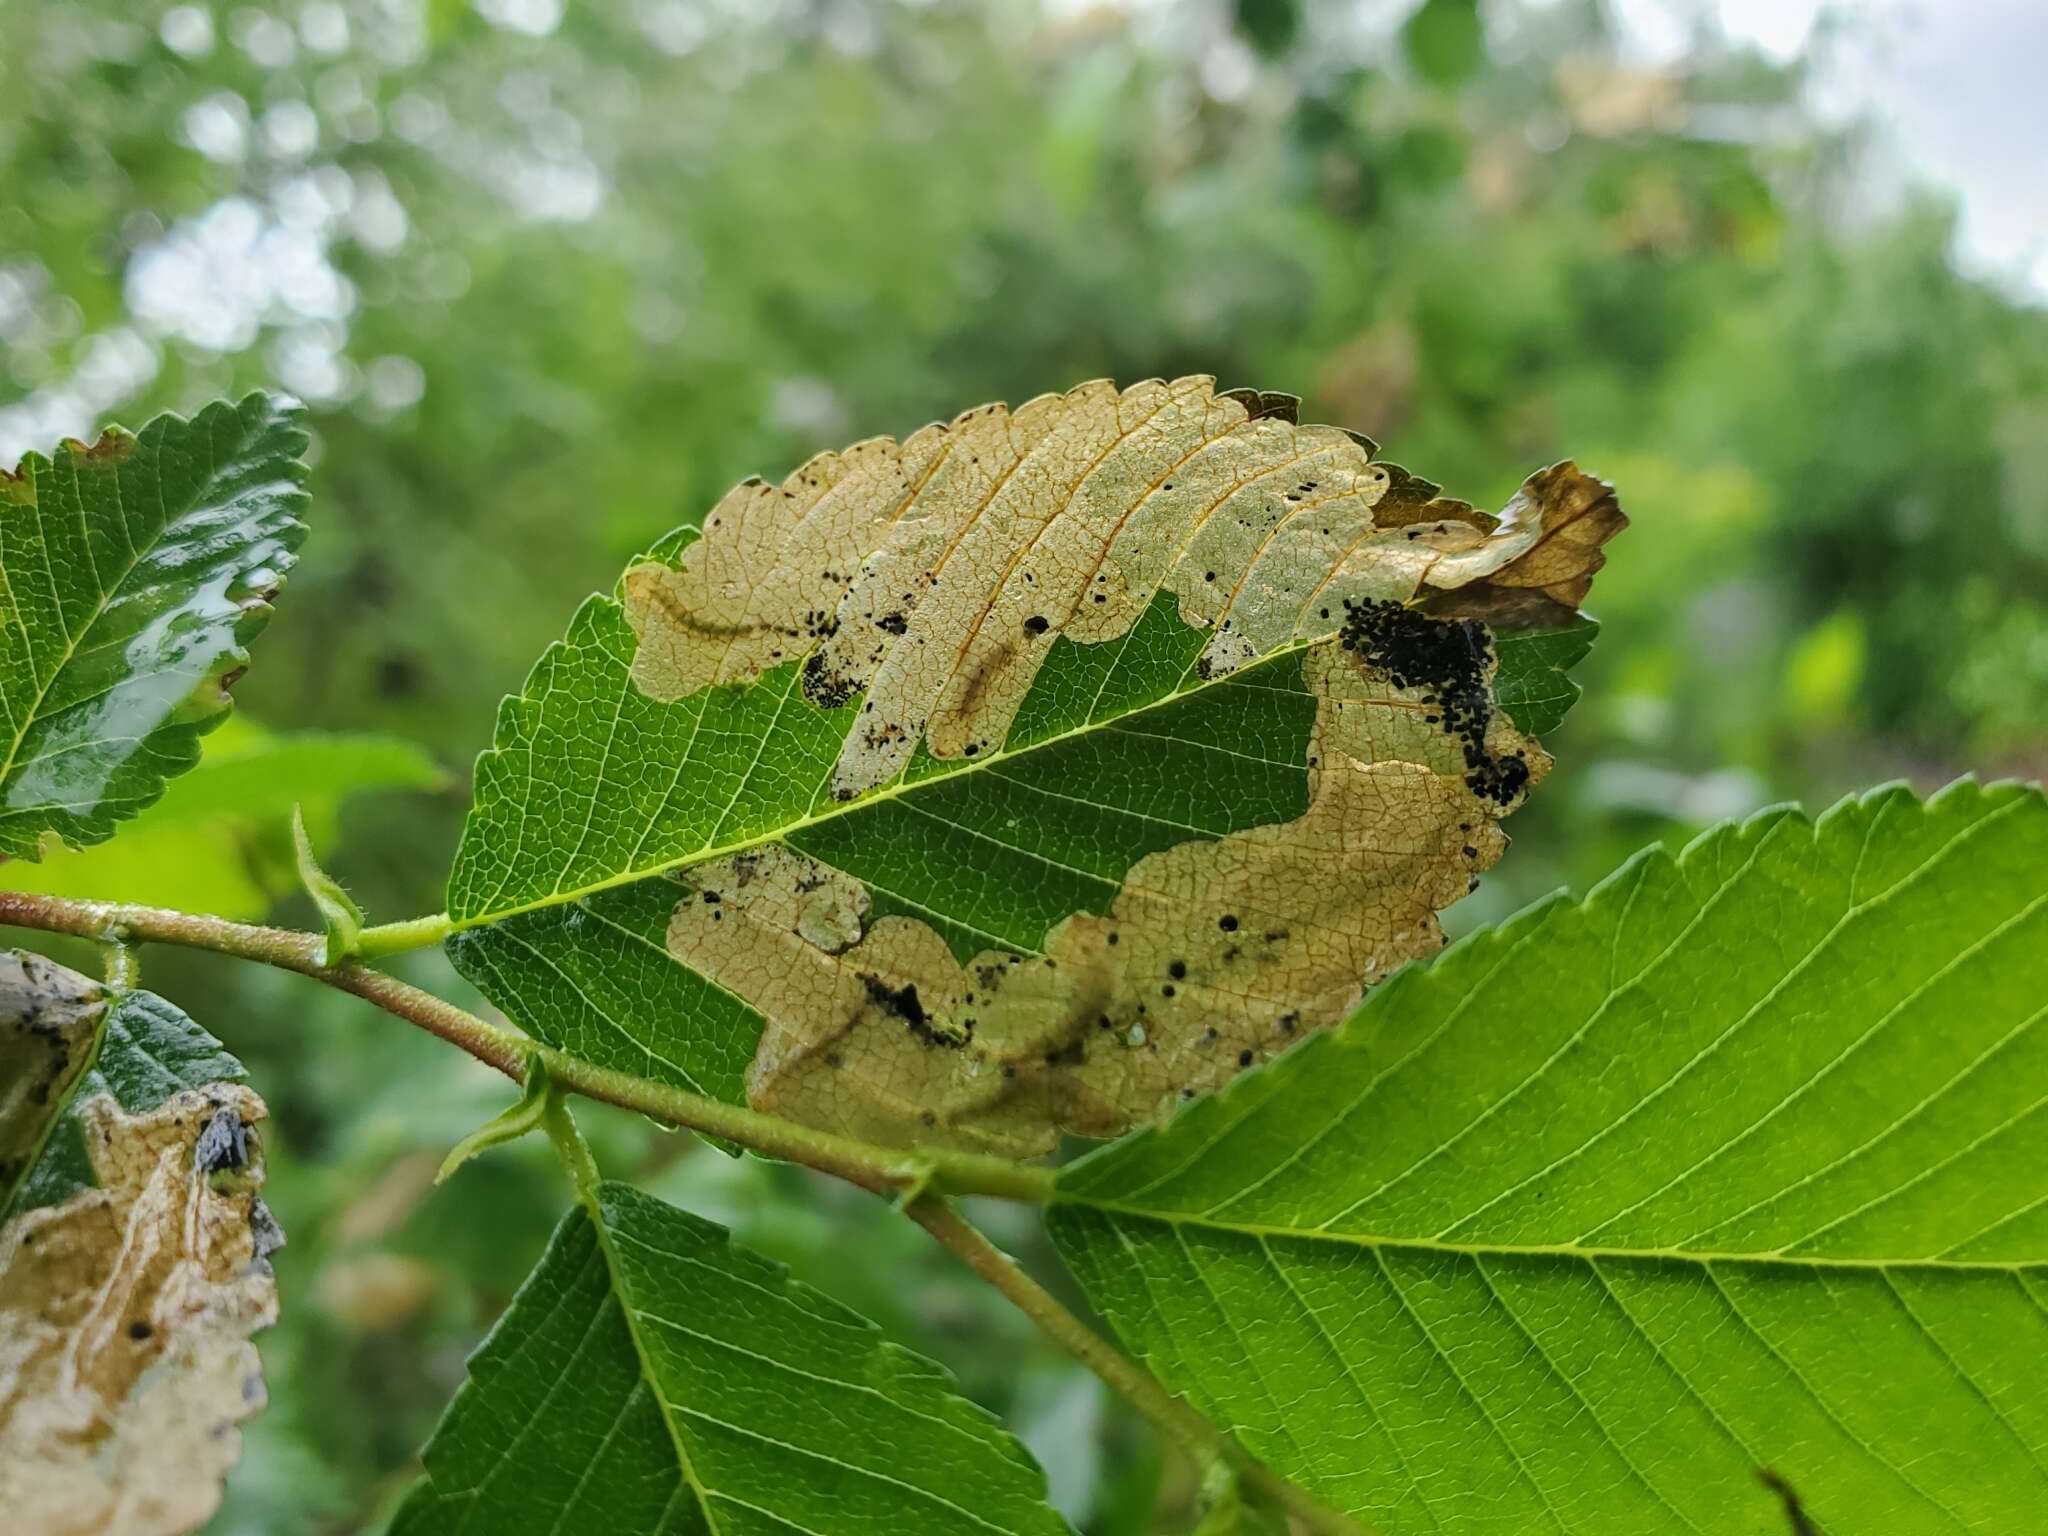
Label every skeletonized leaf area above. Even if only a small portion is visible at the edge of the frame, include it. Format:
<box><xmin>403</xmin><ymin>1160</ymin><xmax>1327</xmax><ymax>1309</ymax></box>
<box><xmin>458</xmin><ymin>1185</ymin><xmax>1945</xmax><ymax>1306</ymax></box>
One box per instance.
<box><xmin>0</xmin><ymin>952</ymin><xmax>280</xmax><ymax>1536</ymax></box>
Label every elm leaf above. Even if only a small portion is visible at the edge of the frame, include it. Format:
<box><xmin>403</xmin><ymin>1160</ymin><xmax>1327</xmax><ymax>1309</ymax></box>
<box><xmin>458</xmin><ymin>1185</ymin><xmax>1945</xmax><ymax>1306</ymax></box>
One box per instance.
<box><xmin>0</xmin><ymin>951</ymin><xmax>280</xmax><ymax>1536</ymax></box>
<box><xmin>1492</xmin><ymin>614</ymin><xmax>1599</xmax><ymax>736</ymax></box>
<box><xmin>388</xmin><ymin>1181</ymin><xmax>1071</xmax><ymax>1536</ymax></box>
<box><xmin>0</xmin><ymin>394</ymin><xmax>310</xmax><ymax>859</ymax></box>
<box><xmin>447</xmin><ymin>376</ymin><xmax>1622</xmax><ymax>1154</ymax></box>
<box><xmin>1047</xmin><ymin>781</ymin><xmax>2048</xmax><ymax>1535</ymax></box>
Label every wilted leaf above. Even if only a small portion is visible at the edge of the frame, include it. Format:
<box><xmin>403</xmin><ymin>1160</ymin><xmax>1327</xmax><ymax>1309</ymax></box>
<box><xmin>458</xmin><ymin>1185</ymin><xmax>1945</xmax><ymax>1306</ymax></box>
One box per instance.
<box><xmin>0</xmin><ymin>952</ymin><xmax>280</xmax><ymax>1536</ymax></box>
<box><xmin>0</xmin><ymin>394</ymin><xmax>309</xmax><ymax>860</ymax></box>
<box><xmin>448</xmin><ymin>377</ymin><xmax>1622</xmax><ymax>1153</ymax></box>
<box><xmin>389</xmin><ymin>1180</ymin><xmax>1071</xmax><ymax>1535</ymax></box>
<box><xmin>1047</xmin><ymin>782</ymin><xmax>2048</xmax><ymax>1534</ymax></box>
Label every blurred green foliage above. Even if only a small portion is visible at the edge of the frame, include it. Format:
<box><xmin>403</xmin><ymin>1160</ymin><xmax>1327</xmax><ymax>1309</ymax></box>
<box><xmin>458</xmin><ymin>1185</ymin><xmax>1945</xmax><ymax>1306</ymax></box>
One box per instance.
<box><xmin>3</xmin><ymin>0</ymin><xmax>2043</xmax><ymax>1530</ymax></box>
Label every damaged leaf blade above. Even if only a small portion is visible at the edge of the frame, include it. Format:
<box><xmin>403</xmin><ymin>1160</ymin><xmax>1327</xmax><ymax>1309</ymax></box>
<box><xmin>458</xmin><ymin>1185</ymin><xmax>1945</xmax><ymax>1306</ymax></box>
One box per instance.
<box><xmin>0</xmin><ymin>393</ymin><xmax>310</xmax><ymax>859</ymax></box>
<box><xmin>0</xmin><ymin>951</ymin><xmax>281</xmax><ymax>1536</ymax></box>
<box><xmin>448</xmin><ymin>377</ymin><xmax>1623</xmax><ymax>1153</ymax></box>
<box><xmin>1046</xmin><ymin>782</ymin><xmax>2048</xmax><ymax>1534</ymax></box>
<box><xmin>389</xmin><ymin>1181</ymin><xmax>1071</xmax><ymax>1536</ymax></box>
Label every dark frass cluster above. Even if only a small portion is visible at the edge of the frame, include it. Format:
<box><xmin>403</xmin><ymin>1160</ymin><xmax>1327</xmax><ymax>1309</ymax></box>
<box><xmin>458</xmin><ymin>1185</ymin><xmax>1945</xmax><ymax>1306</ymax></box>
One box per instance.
<box><xmin>1338</xmin><ymin>598</ymin><xmax>1531</xmax><ymax>806</ymax></box>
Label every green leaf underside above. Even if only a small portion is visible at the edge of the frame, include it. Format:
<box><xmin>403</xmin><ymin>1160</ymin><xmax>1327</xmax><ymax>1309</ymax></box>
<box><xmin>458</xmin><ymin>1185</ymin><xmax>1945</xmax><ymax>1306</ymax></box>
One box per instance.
<box><xmin>447</xmin><ymin>874</ymin><xmax>762</xmax><ymax>1107</ymax></box>
<box><xmin>4</xmin><ymin>965</ymin><xmax>247</xmax><ymax>1220</ymax></box>
<box><xmin>1046</xmin><ymin>782</ymin><xmax>2048</xmax><ymax>1534</ymax></box>
<box><xmin>446</xmin><ymin>534</ymin><xmax>1589</xmax><ymax>1108</ymax></box>
<box><xmin>1491</xmin><ymin>616</ymin><xmax>1597</xmax><ymax>737</ymax></box>
<box><xmin>390</xmin><ymin>1182</ymin><xmax>1069</xmax><ymax>1536</ymax></box>
<box><xmin>0</xmin><ymin>394</ymin><xmax>310</xmax><ymax>858</ymax></box>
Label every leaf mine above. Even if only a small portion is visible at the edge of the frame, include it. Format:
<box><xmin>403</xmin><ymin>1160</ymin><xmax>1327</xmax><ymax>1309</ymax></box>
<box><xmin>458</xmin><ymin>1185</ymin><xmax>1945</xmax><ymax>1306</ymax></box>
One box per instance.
<box><xmin>465</xmin><ymin>375</ymin><xmax>1622</xmax><ymax>1154</ymax></box>
<box><xmin>625</xmin><ymin>376</ymin><xmax>1619</xmax><ymax>799</ymax></box>
<box><xmin>0</xmin><ymin>1084</ymin><xmax>280</xmax><ymax>1536</ymax></box>
<box><xmin>675</xmin><ymin>601</ymin><xmax>1542</xmax><ymax>1154</ymax></box>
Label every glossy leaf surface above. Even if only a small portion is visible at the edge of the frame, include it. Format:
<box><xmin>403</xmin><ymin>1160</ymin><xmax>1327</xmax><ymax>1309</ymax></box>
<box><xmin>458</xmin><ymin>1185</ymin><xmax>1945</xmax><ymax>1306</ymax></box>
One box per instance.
<box><xmin>0</xmin><ymin>394</ymin><xmax>310</xmax><ymax>858</ymax></box>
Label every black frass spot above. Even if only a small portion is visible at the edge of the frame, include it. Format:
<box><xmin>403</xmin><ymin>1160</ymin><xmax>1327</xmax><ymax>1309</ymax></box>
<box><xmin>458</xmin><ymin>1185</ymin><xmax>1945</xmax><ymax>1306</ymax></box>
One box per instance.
<box><xmin>1338</xmin><ymin>598</ymin><xmax>1530</xmax><ymax>806</ymax></box>
<box><xmin>801</xmin><ymin>652</ymin><xmax>857</xmax><ymax>711</ymax></box>
<box><xmin>861</xmin><ymin>974</ymin><xmax>963</xmax><ymax>1048</ymax></box>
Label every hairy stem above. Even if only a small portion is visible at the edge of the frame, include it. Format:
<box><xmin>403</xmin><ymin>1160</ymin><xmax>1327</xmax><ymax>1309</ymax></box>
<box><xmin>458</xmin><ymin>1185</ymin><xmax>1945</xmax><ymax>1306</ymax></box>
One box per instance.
<box><xmin>542</xmin><ymin>1089</ymin><xmax>605</xmax><ymax>1207</ymax></box>
<box><xmin>0</xmin><ymin>890</ymin><xmax>529</xmax><ymax>1069</ymax></box>
<box><xmin>906</xmin><ymin>1197</ymin><xmax>1367</xmax><ymax>1536</ymax></box>
<box><xmin>99</xmin><ymin>938</ymin><xmax>141</xmax><ymax>990</ymax></box>
<box><xmin>0</xmin><ymin>888</ymin><xmax>1050</xmax><ymax>1202</ymax></box>
<box><xmin>354</xmin><ymin>911</ymin><xmax>457</xmax><ymax>958</ymax></box>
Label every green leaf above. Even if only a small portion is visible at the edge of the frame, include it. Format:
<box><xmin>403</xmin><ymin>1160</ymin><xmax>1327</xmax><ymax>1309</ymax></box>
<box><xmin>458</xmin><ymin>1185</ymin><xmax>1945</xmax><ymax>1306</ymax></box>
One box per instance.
<box><xmin>445</xmin><ymin>379</ymin><xmax>1621</xmax><ymax>1153</ymax></box>
<box><xmin>1492</xmin><ymin>615</ymin><xmax>1598</xmax><ymax>736</ymax></box>
<box><xmin>434</xmin><ymin>1054</ymin><xmax>553</xmax><ymax>1184</ymax></box>
<box><xmin>389</xmin><ymin>1180</ymin><xmax>1072</xmax><ymax>1535</ymax></box>
<box><xmin>1047</xmin><ymin>781</ymin><xmax>2048</xmax><ymax>1535</ymax></box>
<box><xmin>295</xmin><ymin>804</ymin><xmax>367</xmax><ymax>963</ymax></box>
<box><xmin>115</xmin><ymin>723</ymin><xmax>448</xmax><ymax>825</ymax></box>
<box><xmin>0</xmin><ymin>393</ymin><xmax>310</xmax><ymax>859</ymax></box>
<box><xmin>0</xmin><ymin>952</ymin><xmax>277</xmax><ymax>1529</ymax></box>
<box><xmin>2</xmin><ymin>948</ymin><xmax>248</xmax><ymax>1218</ymax></box>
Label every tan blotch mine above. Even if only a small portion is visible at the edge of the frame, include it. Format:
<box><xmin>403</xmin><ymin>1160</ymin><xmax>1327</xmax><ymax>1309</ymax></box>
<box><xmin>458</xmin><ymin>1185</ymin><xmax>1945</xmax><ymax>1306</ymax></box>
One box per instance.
<box><xmin>0</xmin><ymin>1084</ymin><xmax>280</xmax><ymax>1536</ymax></box>
<box><xmin>624</xmin><ymin>376</ymin><xmax>1621</xmax><ymax>800</ymax></box>
<box><xmin>670</xmin><ymin>622</ymin><xmax>1550</xmax><ymax>1156</ymax></box>
<box><xmin>637</xmin><ymin>377</ymin><xmax>1622</xmax><ymax>1152</ymax></box>
<box><xmin>1</xmin><ymin>951</ymin><xmax>102</xmax><ymax>1194</ymax></box>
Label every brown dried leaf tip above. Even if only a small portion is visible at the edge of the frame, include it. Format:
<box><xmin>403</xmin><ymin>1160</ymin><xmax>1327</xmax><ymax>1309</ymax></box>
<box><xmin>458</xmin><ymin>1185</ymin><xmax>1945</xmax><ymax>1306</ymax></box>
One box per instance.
<box><xmin>0</xmin><ymin>1073</ymin><xmax>281</xmax><ymax>1536</ymax></box>
<box><xmin>634</xmin><ymin>377</ymin><xmax>1622</xmax><ymax>1154</ymax></box>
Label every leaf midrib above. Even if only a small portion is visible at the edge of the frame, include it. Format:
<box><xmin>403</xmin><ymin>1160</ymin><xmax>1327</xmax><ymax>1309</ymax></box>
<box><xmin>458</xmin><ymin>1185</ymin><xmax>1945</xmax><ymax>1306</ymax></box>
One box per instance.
<box><xmin>581</xmin><ymin>1192</ymin><xmax>1038</xmax><ymax>1536</ymax></box>
<box><xmin>572</xmin><ymin>1191</ymin><xmax>728</xmax><ymax>1536</ymax></box>
<box><xmin>450</xmin><ymin>627</ymin><xmax>1325</xmax><ymax>934</ymax></box>
<box><xmin>1054</xmin><ymin>1197</ymin><xmax>2040</xmax><ymax>1274</ymax></box>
